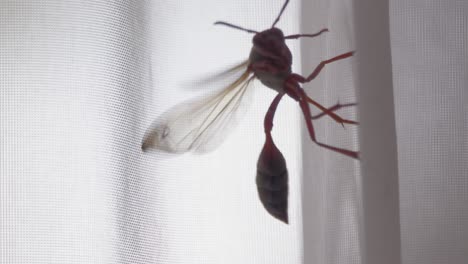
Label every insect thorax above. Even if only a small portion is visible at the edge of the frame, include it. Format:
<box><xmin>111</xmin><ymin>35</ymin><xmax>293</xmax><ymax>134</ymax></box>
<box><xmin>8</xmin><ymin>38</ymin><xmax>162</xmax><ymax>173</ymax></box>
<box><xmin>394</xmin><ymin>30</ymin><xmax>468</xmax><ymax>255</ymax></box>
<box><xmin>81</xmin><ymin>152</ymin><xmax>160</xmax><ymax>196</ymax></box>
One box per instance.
<box><xmin>249</xmin><ymin>48</ymin><xmax>292</xmax><ymax>93</ymax></box>
<box><xmin>248</xmin><ymin>27</ymin><xmax>292</xmax><ymax>93</ymax></box>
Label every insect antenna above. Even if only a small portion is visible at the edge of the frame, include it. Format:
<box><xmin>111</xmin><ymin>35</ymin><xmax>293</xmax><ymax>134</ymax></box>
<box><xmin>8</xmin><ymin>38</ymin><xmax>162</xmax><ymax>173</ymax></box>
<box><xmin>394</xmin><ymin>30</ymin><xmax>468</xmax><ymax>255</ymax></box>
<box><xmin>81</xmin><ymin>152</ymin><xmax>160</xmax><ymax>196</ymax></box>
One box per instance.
<box><xmin>284</xmin><ymin>28</ymin><xmax>329</xmax><ymax>39</ymax></box>
<box><xmin>214</xmin><ymin>21</ymin><xmax>258</xmax><ymax>34</ymax></box>
<box><xmin>271</xmin><ymin>0</ymin><xmax>290</xmax><ymax>28</ymax></box>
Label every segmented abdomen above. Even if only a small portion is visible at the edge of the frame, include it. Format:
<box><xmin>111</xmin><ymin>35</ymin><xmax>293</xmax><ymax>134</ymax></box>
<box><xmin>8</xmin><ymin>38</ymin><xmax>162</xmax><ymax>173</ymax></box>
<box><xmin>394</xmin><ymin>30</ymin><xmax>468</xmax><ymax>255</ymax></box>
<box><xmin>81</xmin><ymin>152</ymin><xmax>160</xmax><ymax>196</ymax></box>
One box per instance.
<box><xmin>256</xmin><ymin>138</ymin><xmax>289</xmax><ymax>224</ymax></box>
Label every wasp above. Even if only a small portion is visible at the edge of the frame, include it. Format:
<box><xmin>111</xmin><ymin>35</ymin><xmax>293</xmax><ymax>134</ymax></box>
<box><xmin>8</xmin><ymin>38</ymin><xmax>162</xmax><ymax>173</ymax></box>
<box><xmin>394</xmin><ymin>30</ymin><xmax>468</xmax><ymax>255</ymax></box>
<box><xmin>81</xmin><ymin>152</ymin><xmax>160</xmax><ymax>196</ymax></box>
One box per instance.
<box><xmin>143</xmin><ymin>0</ymin><xmax>359</xmax><ymax>224</ymax></box>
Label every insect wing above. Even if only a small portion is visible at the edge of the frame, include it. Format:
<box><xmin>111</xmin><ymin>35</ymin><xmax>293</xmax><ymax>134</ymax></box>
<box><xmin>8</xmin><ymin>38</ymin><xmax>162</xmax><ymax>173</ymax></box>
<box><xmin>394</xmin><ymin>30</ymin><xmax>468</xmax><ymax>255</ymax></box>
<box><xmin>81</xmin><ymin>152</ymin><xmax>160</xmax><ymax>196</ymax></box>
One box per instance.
<box><xmin>142</xmin><ymin>70</ymin><xmax>255</xmax><ymax>154</ymax></box>
<box><xmin>191</xmin><ymin>60</ymin><xmax>250</xmax><ymax>86</ymax></box>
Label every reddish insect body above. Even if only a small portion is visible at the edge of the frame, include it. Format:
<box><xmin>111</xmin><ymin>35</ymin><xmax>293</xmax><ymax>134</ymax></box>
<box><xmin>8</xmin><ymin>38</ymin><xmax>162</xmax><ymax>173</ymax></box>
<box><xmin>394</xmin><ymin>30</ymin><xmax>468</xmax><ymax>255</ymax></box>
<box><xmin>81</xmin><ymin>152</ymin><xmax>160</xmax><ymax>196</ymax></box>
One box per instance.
<box><xmin>215</xmin><ymin>0</ymin><xmax>359</xmax><ymax>223</ymax></box>
<box><xmin>143</xmin><ymin>0</ymin><xmax>358</xmax><ymax>224</ymax></box>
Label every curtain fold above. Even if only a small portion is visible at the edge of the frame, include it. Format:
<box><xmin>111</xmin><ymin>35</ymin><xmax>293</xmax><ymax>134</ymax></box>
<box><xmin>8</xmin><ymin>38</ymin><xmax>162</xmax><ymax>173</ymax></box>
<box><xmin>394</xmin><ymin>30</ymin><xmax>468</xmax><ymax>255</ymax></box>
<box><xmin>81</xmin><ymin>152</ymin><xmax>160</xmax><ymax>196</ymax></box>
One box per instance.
<box><xmin>353</xmin><ymin>1</ymin><xmax>401</xmax><ymax>264</ymax></box>
<box><xmin>300</xmin><ymin>0</ymin><xmax>362</xmax><ymax>263</ymax></box>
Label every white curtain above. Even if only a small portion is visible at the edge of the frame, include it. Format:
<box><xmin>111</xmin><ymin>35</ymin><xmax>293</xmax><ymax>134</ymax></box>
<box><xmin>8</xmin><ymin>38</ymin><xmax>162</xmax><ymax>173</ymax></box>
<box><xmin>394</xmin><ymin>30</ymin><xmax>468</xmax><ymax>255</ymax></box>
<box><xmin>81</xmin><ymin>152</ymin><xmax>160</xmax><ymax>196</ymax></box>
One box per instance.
<box><xmin>1</xmin><ymin>1</ymin><xmax>467</xmax><ymax>264</ymax></box>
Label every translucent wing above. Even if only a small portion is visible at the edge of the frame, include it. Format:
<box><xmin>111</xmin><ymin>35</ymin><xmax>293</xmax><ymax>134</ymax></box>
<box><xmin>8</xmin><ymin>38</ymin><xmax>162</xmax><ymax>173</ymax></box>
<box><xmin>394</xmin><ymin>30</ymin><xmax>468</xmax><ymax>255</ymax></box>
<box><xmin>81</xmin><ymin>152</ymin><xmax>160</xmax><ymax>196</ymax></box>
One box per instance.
<box><xmin>142</xmin><ymin>67</ymin><xmax>255</xmax><ymax>154</ymax></box>
<box><xmin>192</xmin><ymin>60</ymin><xmax>250</xmax><ymax>85</ymax></box>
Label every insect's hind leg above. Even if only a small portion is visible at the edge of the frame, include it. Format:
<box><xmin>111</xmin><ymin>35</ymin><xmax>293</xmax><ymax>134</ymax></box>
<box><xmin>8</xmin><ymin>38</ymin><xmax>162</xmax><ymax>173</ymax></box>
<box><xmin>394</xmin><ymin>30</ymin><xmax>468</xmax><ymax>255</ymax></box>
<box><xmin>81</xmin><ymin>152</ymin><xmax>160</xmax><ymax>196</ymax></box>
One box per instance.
<box><xmin>286</xmin><ymin>82</ymin><xmax>359</xmax><ymax>159</ymax></box>
<box><xmin>285</xmin><ymin>75</ymin><xmax>357</xmax><ymax>126</ymax></box>
<box><xmin>311</xmin><ymin>102</ymin><xmax>358</xmax><ymax>125</ymax></box>
<box><xmin>264</xmin><ymin>93</ymin><xmax>285</xmax><ymax>135</ymax></box>
<box><xmin>306</xmin><ymin>96</ymin><xmax>358</xmax><ymax>125</ymax></box>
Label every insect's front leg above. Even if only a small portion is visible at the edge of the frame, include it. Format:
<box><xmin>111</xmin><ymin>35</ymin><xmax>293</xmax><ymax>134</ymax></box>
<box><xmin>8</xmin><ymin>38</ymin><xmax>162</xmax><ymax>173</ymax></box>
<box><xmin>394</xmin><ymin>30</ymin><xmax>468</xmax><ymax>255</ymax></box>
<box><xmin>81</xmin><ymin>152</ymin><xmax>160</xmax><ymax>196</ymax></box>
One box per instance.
<box><xmin>251</xmin><ymin>45</ymin><xmax>284</xmax><ymax>62</ymax></box>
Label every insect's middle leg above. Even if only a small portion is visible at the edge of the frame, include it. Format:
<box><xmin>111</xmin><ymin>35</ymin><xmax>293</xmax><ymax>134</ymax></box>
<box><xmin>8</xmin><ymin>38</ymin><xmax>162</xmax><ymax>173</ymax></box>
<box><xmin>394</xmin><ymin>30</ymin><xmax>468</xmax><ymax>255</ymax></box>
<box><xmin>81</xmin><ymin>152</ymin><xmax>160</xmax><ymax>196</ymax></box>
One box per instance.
<box><xmin>284</xmin><ymin>28</ymin><xmax>328</xmax><ymax>40</ymax></box>
<box><xmin>290</xmin><ymin>51</ymin><xmax>354</xmax><ymax>84</ymax></box>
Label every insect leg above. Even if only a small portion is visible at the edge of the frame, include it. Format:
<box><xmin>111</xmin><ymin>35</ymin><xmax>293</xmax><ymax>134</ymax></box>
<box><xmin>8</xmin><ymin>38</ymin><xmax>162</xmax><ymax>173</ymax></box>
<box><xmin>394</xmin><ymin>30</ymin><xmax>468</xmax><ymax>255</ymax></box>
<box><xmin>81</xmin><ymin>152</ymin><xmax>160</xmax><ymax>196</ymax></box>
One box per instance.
<box><xmin>305</xmin><ymin>96</ymin><xmax>358</xmax><ymax>126</ymax></box>
<box><xmin>311</xmin><ymin>102</ymin><xmax>358</xmax><ymax>124</ymax></box>
<box><xmin>264</xmin><ymin>93</ymin><xmax>285</xmax><ymax>134</ymax></box>
<box><xmin>285</xmin><ymin>81</ymin><xmax>359</xmax><ymax>159</ymax></box>
<box><xmin>290</xmin><ymin>51</ymin><xmax>354</xmax><ymax>84</ymax></box>
<box><xmin>284</xmin><ymin>28</ymin><xmax>328</xmax><ymax>39</ymax></box>
<box><xmin>285</xmin><ymin>74</ymin><xmax>357</xmax><ymax>126</ymax></box>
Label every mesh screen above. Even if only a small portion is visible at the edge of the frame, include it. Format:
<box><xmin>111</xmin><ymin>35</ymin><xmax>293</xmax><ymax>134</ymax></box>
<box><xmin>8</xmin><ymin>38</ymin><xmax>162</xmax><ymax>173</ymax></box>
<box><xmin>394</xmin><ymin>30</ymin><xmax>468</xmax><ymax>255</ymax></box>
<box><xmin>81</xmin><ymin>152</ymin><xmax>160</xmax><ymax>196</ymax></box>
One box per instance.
<box><xmin>391</xmin><ymin>1</ymin><xmax>468</xmax><ymax>263</ymax></box>
<box><xmin>1</xmin><ymin>1</ymin><xmax>303</xmax><ymax>263</ymax></box>
<box><xmin>2</xmin><ymin>1</ymin><xmax>467</xmax><ymax>264</ymax></box>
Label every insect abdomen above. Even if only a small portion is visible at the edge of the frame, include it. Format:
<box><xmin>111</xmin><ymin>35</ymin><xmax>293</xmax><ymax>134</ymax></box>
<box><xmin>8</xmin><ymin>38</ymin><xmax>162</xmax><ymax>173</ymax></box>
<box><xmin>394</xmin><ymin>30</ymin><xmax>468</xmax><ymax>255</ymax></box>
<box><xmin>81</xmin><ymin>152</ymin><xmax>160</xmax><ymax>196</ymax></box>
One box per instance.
<box><xmin>256</xmin><ymin>137</ymin><xmax>289</xmax><ymax>224</ymax></box>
